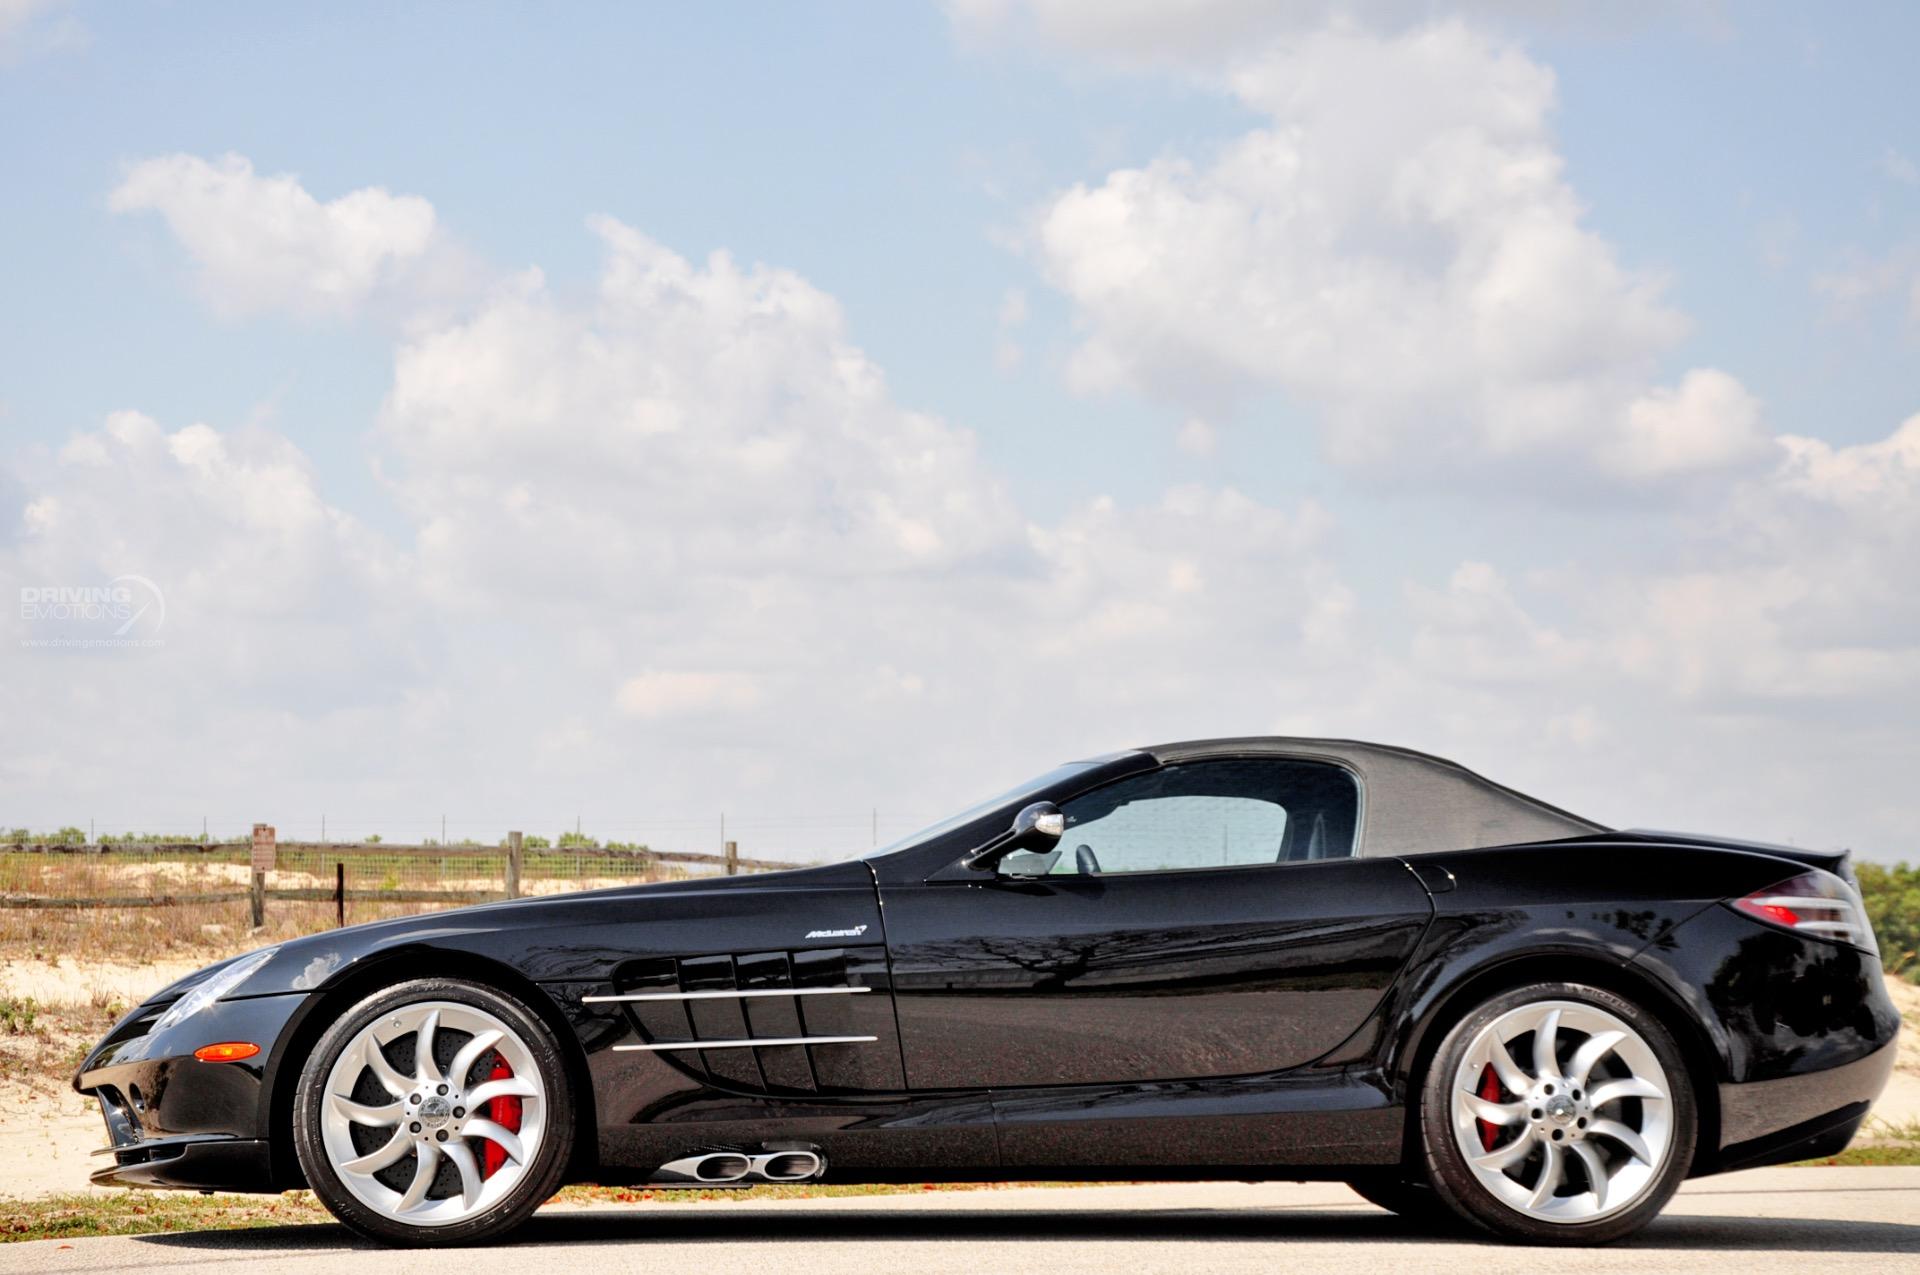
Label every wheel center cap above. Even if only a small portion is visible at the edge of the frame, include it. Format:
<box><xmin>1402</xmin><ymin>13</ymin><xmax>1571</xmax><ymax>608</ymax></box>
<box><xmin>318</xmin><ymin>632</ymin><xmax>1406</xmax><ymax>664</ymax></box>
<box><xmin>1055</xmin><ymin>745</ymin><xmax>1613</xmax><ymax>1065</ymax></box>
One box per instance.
<box><xmin>418</xmin><ymin>1096</ymin><xmax>453</xmax><ymax>1128</ymax></box>
<box><xmin>1546</xmin><ymin>1095</ymin><xmax>1576</xmax><ymax>1123</ymax></box>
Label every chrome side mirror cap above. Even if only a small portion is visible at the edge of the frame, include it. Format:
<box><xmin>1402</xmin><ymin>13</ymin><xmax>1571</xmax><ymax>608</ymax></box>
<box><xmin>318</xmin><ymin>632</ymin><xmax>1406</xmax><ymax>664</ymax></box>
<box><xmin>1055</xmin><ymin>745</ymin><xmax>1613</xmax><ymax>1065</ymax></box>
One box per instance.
<box><xmin>960</xmin><ymin>801</ymin><xmax>1066</xmax><ymax>872</ymax></box>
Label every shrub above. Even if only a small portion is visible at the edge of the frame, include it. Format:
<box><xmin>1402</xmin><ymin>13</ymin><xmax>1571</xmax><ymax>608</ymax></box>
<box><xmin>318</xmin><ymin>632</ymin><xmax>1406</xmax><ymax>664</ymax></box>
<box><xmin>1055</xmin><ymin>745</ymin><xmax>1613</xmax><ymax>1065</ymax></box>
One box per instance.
<box><xmin>1857</xmin><ymin>860</ymin><xmax>1920</xmax><ymax>982</ymax></box>
<box><xmin>0</xmin><ymin>996</ymin><xmax>40</xmax><ymax>1035</ymax></box>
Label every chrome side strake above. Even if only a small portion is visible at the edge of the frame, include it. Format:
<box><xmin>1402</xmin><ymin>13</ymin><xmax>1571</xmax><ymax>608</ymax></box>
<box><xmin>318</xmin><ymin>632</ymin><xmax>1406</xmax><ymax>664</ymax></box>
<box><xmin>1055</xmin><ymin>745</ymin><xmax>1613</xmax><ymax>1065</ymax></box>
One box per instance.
<box><xmin>583</xmin><ymin>986</ymin><xmax>871</xmax><ymax>1004</ymax></box>
<box><xmin>613</xmin><ymin>1034</ymin><xmax>877</xmax><ymax>1052</ymax></box>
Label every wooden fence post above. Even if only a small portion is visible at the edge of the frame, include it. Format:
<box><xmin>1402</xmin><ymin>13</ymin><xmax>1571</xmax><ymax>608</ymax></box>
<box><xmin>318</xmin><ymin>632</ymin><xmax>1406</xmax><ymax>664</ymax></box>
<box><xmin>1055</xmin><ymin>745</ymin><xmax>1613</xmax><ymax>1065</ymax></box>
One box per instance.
<box><xmin>334</xmin><ymin>861</ymin><xmax>345</xmax><ymax>928</ymax></box>
<box><xmin>506</xmin><ymin>831</ymin><xmax>523</xmax><ymax>899</ymax></box>
<box><xmin>249</xmin><ymin>823</ymin><xmax>275</xmax><ymax>929</ymax></box>
<box><xmin>725</xmin><ymin>839</ymin><xmax>738</xmax><ymax>876</ymax></box>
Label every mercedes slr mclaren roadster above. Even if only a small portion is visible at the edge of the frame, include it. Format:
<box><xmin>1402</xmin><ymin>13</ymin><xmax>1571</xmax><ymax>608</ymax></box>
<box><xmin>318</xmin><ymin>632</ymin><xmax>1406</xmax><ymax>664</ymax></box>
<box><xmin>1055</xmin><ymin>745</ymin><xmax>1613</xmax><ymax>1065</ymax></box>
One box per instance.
<box><xmin>76</xmin><ymin>738</ymin><xmax>1898</xmax><ymax>1245</ymax></box>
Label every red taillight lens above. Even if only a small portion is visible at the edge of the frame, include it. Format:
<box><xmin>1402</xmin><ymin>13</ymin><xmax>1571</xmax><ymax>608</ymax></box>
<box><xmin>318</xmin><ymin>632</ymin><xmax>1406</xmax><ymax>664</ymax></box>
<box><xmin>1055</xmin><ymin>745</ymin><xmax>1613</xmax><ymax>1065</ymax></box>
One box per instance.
<box><xmin>1732</xmin><ymin>871</ymin><xmax>1875</xmax><ymax>952</ymax></box>
<box><xmin>193</xmin><ymin>1042</ymin><xmax>260</xmax><ymax>1062</ymax></box>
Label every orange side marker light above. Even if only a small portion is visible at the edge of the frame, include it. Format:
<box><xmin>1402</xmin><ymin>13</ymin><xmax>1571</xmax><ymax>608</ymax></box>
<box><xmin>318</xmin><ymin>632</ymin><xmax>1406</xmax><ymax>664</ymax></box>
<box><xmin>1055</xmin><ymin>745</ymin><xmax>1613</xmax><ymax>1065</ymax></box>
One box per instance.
<box><xmin>193</xmin><ymin>1042</ymin><xmax>261</xmax><ymax>1063</ymax></box>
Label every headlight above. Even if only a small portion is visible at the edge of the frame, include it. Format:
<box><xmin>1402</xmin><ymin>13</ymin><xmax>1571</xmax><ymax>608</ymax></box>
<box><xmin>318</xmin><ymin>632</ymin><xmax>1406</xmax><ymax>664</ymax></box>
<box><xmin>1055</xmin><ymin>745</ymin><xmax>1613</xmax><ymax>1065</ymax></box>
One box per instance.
<box><xmin>151</xmin><ymin>948</ymin><xmax>278</xmax><ymax>1035</ymax></box>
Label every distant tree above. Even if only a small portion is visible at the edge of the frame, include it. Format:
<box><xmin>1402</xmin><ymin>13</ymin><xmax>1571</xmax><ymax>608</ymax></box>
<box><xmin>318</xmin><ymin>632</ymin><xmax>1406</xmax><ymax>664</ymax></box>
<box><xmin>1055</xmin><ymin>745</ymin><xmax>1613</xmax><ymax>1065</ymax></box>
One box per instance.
<box><xmin>1857</xmin><ymin>860</ymin><xmax>1919</xmax><ymax>982</ymax></box>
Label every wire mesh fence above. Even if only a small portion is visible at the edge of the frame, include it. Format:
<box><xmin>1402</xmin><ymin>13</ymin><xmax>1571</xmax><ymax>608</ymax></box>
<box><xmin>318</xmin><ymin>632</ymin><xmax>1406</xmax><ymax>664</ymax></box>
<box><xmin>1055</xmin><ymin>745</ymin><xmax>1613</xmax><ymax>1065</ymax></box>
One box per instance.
<box><xmin>0</xmin><ymin>839</ymin><xmax>793</xmax><ymax>961</ymax></box>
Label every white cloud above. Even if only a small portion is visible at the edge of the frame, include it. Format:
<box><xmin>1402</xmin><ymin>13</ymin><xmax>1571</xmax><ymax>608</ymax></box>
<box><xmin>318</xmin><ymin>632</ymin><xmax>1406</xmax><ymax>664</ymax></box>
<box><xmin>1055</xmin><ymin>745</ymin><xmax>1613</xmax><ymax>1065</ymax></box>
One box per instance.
<box><xmin>1813</xmin><ymin>242</ymin><xmax>1920</xmax><ymax>333</ymax></box>
<box><xmin>616</xmin><ymin>671</ymin><xmax>763</xmax><ymax>718</ymax></box>
<box><xmin>1175</xmin><ymin>417</ymin><xmax>1217</xmax><ymax>456</ymax></box>
<box><xmin>1031</xmin><ymin>20</ymin><xmax>1768</xmax><ymax>483</ymax></box>
<box><xmin>15</xmin><ymin>145</ymin><xmax>1920</xmax><ymax>861</ymax></box>
<box><xmin>1883</xmin><ymin>146</ymin><xmax>1919</xmax><ymax>188</ymax></box>
<box><xmin>994</xmin><ymin>286</ymin><xmax>1028</xmax><ymax>371</ymax></box>
<box><xmin>947</xmin><ymin>0</ymin><xmax>1687</xmax><ymax>70</ymax></box>
<box><xmin>110</xmin><ymin>153</ymin><xmax>437</xmax><ymax>317</ymax></box>
<box><xmin>0</xmin><ymin>0</ymin><xmax>81</xmax><ymax>59</ymax></box>
<box><xmin>1611</xmin><ymin>369</ymin><xmax>1772</xmax><ymax>480</ymax></box>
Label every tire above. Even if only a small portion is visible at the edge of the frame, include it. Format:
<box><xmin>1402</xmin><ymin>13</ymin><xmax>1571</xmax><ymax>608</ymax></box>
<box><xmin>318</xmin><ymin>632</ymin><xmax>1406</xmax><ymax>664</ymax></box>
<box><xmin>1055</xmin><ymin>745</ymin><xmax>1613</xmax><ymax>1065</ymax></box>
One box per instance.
<box><xmin>1344</xmin><ymin>1169</ymin><xmax>1460</xmax><ymax>1228</ymax></box>
<box><xmin>293</xmin><ymin>977</ymin><xmax>575</xmax><ymax>1246</ymax></box>
<box><xmin>1418</xmin><ymin>981</ymin><xmax>1695</xmax><ymax>1245</ymax></box>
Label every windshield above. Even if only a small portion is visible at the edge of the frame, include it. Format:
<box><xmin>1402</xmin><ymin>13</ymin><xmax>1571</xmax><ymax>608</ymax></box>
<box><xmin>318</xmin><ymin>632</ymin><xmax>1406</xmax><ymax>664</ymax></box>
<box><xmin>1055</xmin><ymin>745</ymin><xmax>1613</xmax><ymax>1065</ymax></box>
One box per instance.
<box><xmin>857</xmin><ymin>762</ymin><xmax>1095</xmax><ymax>861</ymax></box>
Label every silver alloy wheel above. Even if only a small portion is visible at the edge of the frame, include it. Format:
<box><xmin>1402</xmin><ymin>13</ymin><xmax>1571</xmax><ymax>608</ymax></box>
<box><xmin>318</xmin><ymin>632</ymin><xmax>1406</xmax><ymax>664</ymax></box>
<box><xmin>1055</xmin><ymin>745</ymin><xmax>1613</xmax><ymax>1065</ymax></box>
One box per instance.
<box><xmin>318</xmin><ymin>1000</ymin><xmax>546</xmax><ymax>1228</ymax></box>
<box><xmin>1450</xmin><ymin>998</ymin><xmax>1672</xmax><ymax>1225</ymax></box>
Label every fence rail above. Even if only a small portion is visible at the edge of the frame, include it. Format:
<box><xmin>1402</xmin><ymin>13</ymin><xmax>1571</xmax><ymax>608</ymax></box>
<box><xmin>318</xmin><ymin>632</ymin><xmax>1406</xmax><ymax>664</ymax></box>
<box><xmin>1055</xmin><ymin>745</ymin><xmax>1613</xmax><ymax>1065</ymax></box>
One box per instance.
<box><xmin>0</xmin><ymin>841</ymin><xmax>796</xmax><ymax>872</ymax></box>
<box><xmin>0</xmin><ymin>833</ymin><xmax>797</xmax><ymax>959</ymax></box>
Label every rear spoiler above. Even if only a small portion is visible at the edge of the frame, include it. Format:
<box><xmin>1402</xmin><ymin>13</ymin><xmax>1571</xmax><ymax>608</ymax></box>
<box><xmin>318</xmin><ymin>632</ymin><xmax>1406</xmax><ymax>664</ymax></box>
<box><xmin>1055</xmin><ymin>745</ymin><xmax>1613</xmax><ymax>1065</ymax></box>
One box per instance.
<box><xmin>1620</xmin><ymin>828</ymin><xmax>1855</xmax><ymax>886</ymax></box>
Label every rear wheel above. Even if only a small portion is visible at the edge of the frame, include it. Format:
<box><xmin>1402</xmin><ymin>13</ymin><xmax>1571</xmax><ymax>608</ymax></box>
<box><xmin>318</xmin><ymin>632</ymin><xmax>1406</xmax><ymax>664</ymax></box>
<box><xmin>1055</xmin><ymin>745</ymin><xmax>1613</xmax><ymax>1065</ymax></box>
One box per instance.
<box><xmin>1419</xmin><ymin>982</ymin><xmax>1695</xmax><ymax>1244</ymax></box>
<box><xmin>293</xmin><ymin>977</ymin><xmax>574</xmax><ymax>1246</ymax></box>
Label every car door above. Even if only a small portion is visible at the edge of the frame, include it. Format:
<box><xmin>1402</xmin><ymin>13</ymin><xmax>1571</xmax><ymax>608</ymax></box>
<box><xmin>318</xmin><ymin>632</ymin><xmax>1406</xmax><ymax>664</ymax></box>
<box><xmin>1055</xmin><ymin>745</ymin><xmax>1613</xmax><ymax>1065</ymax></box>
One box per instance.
<box><xmin>876</xmin><ymin>756</ymin><xmax>1433</xmax><ymax>1089</ymax></box>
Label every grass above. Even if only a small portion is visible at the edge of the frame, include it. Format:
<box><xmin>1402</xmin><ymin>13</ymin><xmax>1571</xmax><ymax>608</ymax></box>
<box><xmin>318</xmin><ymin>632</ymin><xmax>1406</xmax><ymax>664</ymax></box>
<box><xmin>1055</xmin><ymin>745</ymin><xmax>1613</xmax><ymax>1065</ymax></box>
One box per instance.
<box><xmin>1793</xmin><ymin>1144</ymin><xmax>1920</xmax><ymax>1167</ymax></box>
<box><xmin>0</xmin><ymin>1191</ymin><xmax>330</xmax><ymax>1243</ymax></box>
<box><xmin>1791</xmin><ymin>1116</ymin><xmax>1920</xmax><ymax>1168</ymax></box>
<box><xmin>0</xmin><ymin>1182</ymin><xmax>1079</xmax><ymax>1244</ymax></box>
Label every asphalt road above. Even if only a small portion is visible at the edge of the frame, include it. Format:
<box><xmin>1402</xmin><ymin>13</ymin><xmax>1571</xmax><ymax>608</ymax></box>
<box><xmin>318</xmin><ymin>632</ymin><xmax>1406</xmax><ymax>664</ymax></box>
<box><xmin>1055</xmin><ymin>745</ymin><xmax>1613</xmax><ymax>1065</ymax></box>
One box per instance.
<box><xmin>5</xmin><ymin>1167</ymin><xmax>1916</xmax><ymax>1275</ymax></box>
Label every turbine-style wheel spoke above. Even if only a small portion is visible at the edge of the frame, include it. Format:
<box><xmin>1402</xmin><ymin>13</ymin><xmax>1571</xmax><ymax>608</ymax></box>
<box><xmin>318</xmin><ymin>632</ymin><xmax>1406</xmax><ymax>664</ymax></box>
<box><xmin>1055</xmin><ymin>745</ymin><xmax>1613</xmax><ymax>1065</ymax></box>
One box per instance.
<box><xmin>442</xmin><ymin>1140</ymin><xmax>484</xmax><ymax>1210</ymax></box>
<box><xmin>329</xmin><ymin>1094</ymin><xmax>403</xmax><ymax>1127</ymax></box>
<box><xmin>1526</xmin><ymin>1140</ymin><xmax>1565</xmax><ymax>1210</ymax></box>
<box><xmin>467</xmin><ymin>1076</ymin><xmax>538</xmax><ymax>1107</ymax></box>
<box><xmin>1461</xmin><ymin>1093</ymin><xmax>1525</xmax><ymax>1125</ymax></box>
<box><xmin>339</xmin><ymin>1128</ymin><xmax>412</xmax><ymax>1176</ymax></box>
<box><xmin>464</xmin><ymin>1118</ymin><xmax>524</xmax><ymax>1165</ymax></box>
<box><xmin>396</xmin><ymin>1143</ymin><xmax>440</xmax><ymax>1213</ymax></box>
<box><xmin>448</xmin><ymin>1029</ymin><xmax>503</xmax><ymax>1087</ymax></box>
<box><xmin>1571</xmin><ymin>1140</ymin><xmax>1611</xmax><ymax>1211</ymax></box>
<box><xmin>414</xmin><ymin>1010</ymin><xmax>443</xmax><ymax>1085</ymax></box>
<box><xmin>1588</xmin><ymin>1076</ymin><xmax>1663</xmax><ymax>1108</ymax></box>
<box><xmin>1566</xmin><ymin>1030</ymin><xmax>1625</xmax><ymax>1091</ymax></box>
<box><xmin>363</xmin><ymin>1035</ymin><xmax>411</xmax><ymax>1097</ymax></box>
<box><xmin>1589</xmin><ymin>1118</ymin><xmax>1652</xmax><ymax>1165</ymax></box>
<box><xmin>1473</xmin><ymin>1126</ymin><xmax>1538</xmax><ymax>1171</ymax></box>
<box><xmin>1486</xmin><ymin>1035</ymin><xmax>1532</xmax><ymax>1095</ymax></box>
<box><xmin>1531</xmin><ymin>1008</ymin><xmax>1564</xmax><ymax>1084</ymax></box>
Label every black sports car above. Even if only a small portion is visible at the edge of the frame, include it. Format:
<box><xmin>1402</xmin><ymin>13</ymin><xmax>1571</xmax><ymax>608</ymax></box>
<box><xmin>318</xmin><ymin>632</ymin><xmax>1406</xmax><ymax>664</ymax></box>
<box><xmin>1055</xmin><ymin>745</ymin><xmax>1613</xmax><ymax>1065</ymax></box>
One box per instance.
<box><xmin>76</xmin><ymin>738</ymin><xmax>1899</xmax><ymax>1246</ymax></box>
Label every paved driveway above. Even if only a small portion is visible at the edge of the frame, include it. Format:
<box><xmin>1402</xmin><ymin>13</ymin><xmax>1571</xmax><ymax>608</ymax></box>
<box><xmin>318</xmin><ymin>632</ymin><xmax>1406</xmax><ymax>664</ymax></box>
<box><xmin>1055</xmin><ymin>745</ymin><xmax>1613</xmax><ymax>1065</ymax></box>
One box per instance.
<box><xmin>3</xmin><ymin>1167</ymin><xmax>1915</xmax><ymax>1275</ymax></box>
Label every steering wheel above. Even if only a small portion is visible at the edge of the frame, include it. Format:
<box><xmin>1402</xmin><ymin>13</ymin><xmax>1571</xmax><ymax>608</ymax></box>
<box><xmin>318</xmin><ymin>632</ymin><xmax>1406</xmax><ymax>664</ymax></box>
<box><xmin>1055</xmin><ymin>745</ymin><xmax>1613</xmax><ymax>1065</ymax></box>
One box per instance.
<box><xmin>1074</xmin><ymin>843</ymin><xmax>1101</xmax><ymax>875</ymax></box>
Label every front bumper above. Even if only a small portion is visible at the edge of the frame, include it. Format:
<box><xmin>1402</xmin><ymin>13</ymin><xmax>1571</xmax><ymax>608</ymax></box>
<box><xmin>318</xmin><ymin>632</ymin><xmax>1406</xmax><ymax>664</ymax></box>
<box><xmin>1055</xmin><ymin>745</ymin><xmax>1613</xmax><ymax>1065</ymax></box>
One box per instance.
<box><xmin>89</xmin><ymin>1134</ymin><xmax>275</xmax><ymax>1190</ymax></box>
<box><xmin>74</xmin><ymin>991</ymin><xmax>311</xmax><ymax>1194</ymax></box>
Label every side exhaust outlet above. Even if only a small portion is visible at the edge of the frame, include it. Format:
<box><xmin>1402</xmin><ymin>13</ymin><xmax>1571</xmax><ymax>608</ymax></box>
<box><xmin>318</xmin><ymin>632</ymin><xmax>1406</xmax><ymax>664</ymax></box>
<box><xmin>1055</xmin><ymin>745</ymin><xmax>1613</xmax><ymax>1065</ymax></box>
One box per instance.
<box><xmin>751</xmin><ymin>1150</ymin><xmax>823</xmax><ymax>1182</ymax></box>
<box><xmin>654</xmin><ymin>1152</ymin><xmax>753</xmax><ymax>1184</ymax></box>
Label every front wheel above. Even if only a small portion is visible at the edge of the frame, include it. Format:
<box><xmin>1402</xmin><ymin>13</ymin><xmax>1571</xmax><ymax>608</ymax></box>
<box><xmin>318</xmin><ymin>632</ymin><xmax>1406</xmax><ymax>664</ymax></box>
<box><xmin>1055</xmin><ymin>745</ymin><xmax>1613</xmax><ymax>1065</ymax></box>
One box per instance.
<box><xmin>293</xmin><ymin>977</ymin><xmax>575</xmax><ymax>1246</ymax></box>
<box><xmin>1419</xmin><ymin>982</ymin><xmax>1695</xmax><ymax>1244</ymax></box>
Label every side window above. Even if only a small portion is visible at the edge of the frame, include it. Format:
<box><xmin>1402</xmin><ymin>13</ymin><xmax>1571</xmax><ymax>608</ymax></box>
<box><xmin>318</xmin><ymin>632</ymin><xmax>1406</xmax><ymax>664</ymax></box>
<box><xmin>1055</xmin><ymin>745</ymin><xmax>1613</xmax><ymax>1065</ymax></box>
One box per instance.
<box><xmin>1003</xmin><ymin>758</ymin><xmax>1359</xmax><ymax>877</ymax></box>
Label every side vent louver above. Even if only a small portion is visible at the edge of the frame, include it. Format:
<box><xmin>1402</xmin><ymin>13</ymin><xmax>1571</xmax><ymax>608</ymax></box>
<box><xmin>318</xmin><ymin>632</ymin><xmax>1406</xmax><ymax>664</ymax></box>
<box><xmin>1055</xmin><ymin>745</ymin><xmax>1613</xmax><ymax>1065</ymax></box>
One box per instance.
<box><xmin>588</xmin><ymin>946</ymin><xmax>898</xmax><ymax>1094</ymax></box>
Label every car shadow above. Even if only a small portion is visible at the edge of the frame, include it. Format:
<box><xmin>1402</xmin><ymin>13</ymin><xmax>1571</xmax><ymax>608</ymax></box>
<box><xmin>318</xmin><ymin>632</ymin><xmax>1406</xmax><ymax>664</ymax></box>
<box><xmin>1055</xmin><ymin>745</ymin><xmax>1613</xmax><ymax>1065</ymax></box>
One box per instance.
<box><xmin>131</xmin><ymin>1204</ymin><xmax>1920</xmax><ymax>1256</ymax></box>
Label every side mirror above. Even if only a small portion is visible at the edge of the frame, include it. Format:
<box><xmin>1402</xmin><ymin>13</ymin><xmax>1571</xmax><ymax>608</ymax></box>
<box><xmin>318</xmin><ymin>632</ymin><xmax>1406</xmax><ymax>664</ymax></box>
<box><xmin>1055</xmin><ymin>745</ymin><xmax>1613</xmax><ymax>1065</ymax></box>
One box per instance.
<box><xmin>959</xmin><ymin>801</ymin><xmax>1066</xmax><ymax>872</ymax></box>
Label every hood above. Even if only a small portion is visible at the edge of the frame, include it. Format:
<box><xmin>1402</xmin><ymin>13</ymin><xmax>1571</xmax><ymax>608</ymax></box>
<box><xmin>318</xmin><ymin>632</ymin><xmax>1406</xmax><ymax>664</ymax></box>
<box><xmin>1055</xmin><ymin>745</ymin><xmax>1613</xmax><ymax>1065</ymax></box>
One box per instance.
<box><xmin>221</xmin><ymin>857</ymin><xmax>878</xmax><ymax>998</ymax></box>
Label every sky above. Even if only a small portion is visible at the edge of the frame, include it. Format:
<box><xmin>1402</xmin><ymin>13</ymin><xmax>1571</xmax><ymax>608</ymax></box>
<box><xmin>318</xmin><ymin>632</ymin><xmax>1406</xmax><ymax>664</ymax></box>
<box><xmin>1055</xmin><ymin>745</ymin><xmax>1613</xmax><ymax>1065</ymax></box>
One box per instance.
<box><xmin>1</xmin><ymin>1</ymin><xmax>1916</xmax><ymax>862</ymax></box>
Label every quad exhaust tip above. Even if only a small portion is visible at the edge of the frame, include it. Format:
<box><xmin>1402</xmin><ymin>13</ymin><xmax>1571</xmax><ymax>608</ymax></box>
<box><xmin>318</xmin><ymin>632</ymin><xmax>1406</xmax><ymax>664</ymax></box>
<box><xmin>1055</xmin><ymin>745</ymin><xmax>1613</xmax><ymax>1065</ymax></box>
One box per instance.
<box><xmin>653</xmin><ymin>1148</ymin><xmax>823</xmax><ymax>1186</ymax></box>
<box><xmin>752</xmin><ymin>1150</ymin><xmax>822</xmax><ymax>1182</ymax></box>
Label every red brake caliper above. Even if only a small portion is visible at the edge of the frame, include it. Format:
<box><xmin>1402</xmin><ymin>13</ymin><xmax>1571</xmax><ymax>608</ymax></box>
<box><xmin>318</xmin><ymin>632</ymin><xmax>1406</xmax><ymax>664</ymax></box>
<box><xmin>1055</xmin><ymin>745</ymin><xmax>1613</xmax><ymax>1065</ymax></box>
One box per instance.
<box><xmin>481</xmin><ymin>1054</ymin><xmax>523</xmax><ymax>1179</ymax></box>
<box><xmin>1476</xmin><ymin>1063</ymin><xmax>1502</xmax><ymax>1151</ymax></box>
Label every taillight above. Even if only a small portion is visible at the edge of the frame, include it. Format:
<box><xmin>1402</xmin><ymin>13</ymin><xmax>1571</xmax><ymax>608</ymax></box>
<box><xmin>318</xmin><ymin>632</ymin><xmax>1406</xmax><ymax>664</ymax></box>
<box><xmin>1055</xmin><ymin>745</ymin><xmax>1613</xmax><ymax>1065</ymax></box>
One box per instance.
<box><xmin>1732</xmin><ymin>870</ymin><xmax>1877</xmax><ymax>952</ymax></box>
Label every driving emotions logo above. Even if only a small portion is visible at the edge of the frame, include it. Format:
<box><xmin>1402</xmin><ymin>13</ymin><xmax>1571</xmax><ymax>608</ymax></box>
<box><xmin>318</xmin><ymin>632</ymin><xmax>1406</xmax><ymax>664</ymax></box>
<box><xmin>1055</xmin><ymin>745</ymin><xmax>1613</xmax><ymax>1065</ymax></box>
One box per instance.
<box><xmin>19</xmin><ymin>575</ymin><xmax>166</xmax><ymax>649</ymax></box>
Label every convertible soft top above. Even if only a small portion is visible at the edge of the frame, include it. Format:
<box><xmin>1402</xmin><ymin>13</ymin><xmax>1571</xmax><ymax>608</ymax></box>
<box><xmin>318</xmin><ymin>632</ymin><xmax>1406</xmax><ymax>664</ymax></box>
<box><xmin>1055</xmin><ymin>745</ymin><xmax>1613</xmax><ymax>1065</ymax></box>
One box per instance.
<box><xmin>1144</xmin><ymin>736</ymin><xmax>1608</xmax><ymax>857</ymax></box>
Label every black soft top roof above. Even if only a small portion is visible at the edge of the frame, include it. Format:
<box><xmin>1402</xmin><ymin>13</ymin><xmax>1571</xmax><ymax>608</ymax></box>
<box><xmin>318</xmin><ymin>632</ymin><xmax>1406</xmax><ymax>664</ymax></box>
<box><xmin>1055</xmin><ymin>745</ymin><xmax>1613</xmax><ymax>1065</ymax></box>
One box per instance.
<box><xmin>1142</xmin><ymin>736</ymin><xmax>1608</xmax><ymax>857</ymax></box>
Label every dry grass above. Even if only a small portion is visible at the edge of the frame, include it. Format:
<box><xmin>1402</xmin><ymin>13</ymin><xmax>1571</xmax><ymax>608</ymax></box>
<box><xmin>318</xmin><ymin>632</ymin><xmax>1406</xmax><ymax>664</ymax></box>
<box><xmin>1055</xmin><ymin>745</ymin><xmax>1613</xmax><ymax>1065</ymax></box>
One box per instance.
<box><xmin>0</xmin><ymin>848</ymin><xmax>690</xmax><ymax>963</ymax></box>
